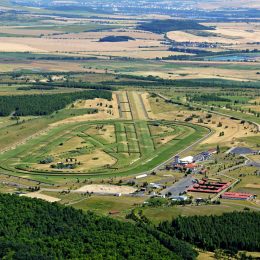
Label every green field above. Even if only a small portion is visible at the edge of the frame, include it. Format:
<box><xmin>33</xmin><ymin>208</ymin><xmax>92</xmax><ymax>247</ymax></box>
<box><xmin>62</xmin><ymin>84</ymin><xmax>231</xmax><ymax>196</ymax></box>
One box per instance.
<box><xmin>0</xmin><ymin>119</ymin><xmax>208</xmax><ymax>182</ymax></box>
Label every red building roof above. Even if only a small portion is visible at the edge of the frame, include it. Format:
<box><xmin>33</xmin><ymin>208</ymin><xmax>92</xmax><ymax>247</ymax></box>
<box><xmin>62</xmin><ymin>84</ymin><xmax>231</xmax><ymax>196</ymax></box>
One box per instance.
<box><xmin>222</xmin><ymin>192</ymin><xmax>253</xmax><ymax>199</ymax></box>
<box><xmin>185</xmin><ymin>163</ymin><xmax>197</xmax><ymax>169</ymax></box>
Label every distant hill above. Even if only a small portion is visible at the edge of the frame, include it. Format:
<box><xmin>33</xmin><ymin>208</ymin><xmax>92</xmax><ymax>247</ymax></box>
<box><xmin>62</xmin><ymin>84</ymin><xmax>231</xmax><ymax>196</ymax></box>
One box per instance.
<box><xmin>137</xmin><ymin>19</ymin><xmax>214</xmax><ymax>34</ymax></box>
<box><xmin>99</xmin><ymin>35</ymin><xmax>135</xmax><ymax>42</ymax></box>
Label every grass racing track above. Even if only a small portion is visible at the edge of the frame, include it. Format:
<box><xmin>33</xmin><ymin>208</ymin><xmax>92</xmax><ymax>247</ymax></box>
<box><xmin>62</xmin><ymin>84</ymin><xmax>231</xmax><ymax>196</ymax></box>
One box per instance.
<box><xmin>0</xmin><ymin>119</ymin><xmax>209</xmax><ymax>182</ymax></box>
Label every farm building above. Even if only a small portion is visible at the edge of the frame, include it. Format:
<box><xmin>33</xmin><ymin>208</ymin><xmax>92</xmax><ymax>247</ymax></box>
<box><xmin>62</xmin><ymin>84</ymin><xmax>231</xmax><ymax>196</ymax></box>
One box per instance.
<box><xmin>188</xmin><ymin>178</ymin><xmax>230</xmax><ymax>193</ymax></box>
<box><xmin>221</xmin><ymin>192</ymin><xmax>255</xmax><ymax>200</ymax></box>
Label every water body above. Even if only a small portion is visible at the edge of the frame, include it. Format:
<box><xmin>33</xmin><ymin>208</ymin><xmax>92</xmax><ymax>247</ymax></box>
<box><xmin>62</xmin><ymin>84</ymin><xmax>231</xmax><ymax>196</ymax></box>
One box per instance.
<box><xmin>206</xmin><ymin>53</ymin><xmax>260</xmax><ymax>62</ymax></box>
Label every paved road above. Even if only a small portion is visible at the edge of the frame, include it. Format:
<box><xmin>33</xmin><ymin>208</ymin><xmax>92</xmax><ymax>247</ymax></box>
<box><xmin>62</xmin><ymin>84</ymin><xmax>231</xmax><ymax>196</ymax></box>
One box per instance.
<box><xmin>161</xmin><ymin>175</ymin><xmax>194</xmax><ymax>196</ymax></box>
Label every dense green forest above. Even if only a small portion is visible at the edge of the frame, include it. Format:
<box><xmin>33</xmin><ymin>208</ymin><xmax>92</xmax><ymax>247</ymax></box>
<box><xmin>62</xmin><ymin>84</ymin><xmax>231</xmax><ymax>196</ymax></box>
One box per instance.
<box><xmin>0</xmin><ymin>194</ymin><xmax>195</xmax><ymax>259</ymax></box>
<box><xmin>159</xmin><ymin>212</ymin><xmax>260</xmax><ymax>253</ymax></box>
<box><xmin>137</xmin><ymin>19</ymin><xmax>213</xmax><ymax>33</ymax></box>
<box><xmin>0</xmin><ymin>90</ymin><xmax>112</xmax><ymax>116</ymax></box>
<box><xmin>99</xmin><ymin>36</ymin><xmax>135</xmax><ymax>42</ymax></box>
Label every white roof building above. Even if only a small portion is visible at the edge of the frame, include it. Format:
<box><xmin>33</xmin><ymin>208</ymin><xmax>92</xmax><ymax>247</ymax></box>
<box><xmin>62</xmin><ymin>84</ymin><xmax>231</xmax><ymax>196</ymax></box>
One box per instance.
<box><xmin>180</xmin><ymin>156</ymin><xmax>194</xmax><ymax>164</ymax></box>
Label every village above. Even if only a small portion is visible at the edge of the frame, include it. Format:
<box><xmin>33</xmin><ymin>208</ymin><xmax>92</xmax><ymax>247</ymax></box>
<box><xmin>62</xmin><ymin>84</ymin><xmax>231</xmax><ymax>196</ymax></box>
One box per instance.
<box><xmin>128</xmin><ymin>146</ymin><xmax>259</xmax><ymax>206</ymax></box>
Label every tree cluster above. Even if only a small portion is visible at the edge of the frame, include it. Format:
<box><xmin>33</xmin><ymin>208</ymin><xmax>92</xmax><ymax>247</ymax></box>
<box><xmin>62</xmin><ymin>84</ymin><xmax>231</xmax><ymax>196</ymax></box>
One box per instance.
<box><xmin>0</xmin><ymin>194</ymin><xmax>181</xmax><ymax>259</ymax></box>
<box><xmin>159</xmin><ymin>212</ymin><xmax>260</xmax><ymax>253</ymax></box>
<box><xmin>0</xmin><ymin>90</ymin><xmax>112</xmax><ymax>116</ymax></box>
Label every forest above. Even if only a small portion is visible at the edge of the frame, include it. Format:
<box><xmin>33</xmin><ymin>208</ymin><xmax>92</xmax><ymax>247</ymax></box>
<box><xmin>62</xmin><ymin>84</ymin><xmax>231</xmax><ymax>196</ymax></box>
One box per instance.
<box><xmin>0</xmin><ymin>194</ymin><xmax>195</xmax><ymax>259</ymax></box>
<box><xmin>137</xmin><ymin>19</ymin><xmax>213</xmax><ymax>33</ymax></box>
<box><xmin>158</xmin><ymin>212</ymin><xmax>260</xmax><ymax>253</ymax></box>
<box><xmin>99</xmin><ymin>36</ymin><xmax>135</xmax><ymax>42</ymax></box>
<box><xmin>0</xmin><ymin>90</ymin><xmax>112</xmax><ymax>116</ymax></box>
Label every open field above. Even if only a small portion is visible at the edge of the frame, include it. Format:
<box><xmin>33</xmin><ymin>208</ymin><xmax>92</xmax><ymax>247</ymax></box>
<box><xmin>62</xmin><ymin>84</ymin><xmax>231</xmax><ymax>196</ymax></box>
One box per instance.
<box><xmin>148</xmin><ymin>94</ymin><xmax>259</xmax><ymax>148</ymax></box>
<box><xmin>142</xmin><ymin>201</ymin><xmax>260</xmax><ymax>225</ymax></box>
<box><xmin>0</xmin><ymin>119</ymin><xmax>207</xmax><ymax>180</ymax></box>
<box><xmin>21</xmin><ymin>192</ymin><xmax>60</xmax><ymax>202</ymax></box>
<box><xmin>76</xmin><ymin>184</ymin><xmax>137</xmax><ymax>194</ymax></box>
<box><xmin>0</xmin><ymin>57</ymin><xmax>259</xmax><ymax>81</ymax></box>
<box><xmin>167</xmin><ymin>23</ymin><xmax>260</xmax><ymax>45</ymax></box>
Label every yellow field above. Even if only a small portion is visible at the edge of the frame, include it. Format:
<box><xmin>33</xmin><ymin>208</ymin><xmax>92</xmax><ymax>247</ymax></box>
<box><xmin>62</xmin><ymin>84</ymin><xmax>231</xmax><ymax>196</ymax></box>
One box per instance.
<box><xmin>0</xmin><ymin>36</ymin><xmax>163</xmax><ymax>53</ymax></box>
<box><xmin>167</xmin><ymin>22</ymin><xmax>260</xmax><ymax>47</ymax></box>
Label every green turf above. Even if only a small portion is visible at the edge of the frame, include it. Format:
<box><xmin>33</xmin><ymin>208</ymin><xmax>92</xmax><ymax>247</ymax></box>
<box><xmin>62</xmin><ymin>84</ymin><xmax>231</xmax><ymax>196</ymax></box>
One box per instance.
<box><xmin>0</xmin><ymin>119</ymin><xmax>208</xmax><ymax>182</ymax></box>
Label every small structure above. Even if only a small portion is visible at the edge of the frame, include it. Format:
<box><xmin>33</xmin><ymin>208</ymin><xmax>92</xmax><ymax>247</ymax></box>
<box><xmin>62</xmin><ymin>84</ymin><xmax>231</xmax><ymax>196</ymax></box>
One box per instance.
<box><xmin>135</xmin><ymin>174</ymin><xmax>147</xmax><ymax>179</ymax></box>
<box><xmin>221</xmin><ymin>192</ymin><xmax>255</xmax><ymax>200</ymax></box>
<box><xmin>109</xmin><ymin>210</ymin><xmax>120</xmax><ymax>215</ymax></box>
<box><xmin>148</xmin><ymin>183</ymin><xmax>162</xmax><ymax>189</ymax></box>
<box><xmin>170</xmin><ymin>195</ymin><xmax>188</xmax><ymax>201</ymax></box>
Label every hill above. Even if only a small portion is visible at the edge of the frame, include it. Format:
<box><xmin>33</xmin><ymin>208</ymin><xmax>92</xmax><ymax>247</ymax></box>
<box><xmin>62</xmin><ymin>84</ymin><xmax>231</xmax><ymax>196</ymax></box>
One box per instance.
<box><xmin>0</xmin><ymin>193</ymin><xmax>194</xmax><ymax>259</ymax></box>
<box><xmin>137</xmin><ymin>19</ymin><xmax>214</xmax><ymax>34</ymax></box>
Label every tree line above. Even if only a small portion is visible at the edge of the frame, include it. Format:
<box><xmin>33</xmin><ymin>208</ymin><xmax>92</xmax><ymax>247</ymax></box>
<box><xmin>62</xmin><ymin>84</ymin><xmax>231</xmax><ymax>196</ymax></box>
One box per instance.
<box><xmin>0</xmin><ymin>90</ymin><xmax>112</xmax><ymax>116</ymax></box>
<box><xmin>158</xmin><ymin>212</ymin><xmax>260</xmax><ymax>254</ymax></box>
<box><xmin>188</xmin><ymin>94</ymin><xmax>231</xmax><ymax>102</ymax></box>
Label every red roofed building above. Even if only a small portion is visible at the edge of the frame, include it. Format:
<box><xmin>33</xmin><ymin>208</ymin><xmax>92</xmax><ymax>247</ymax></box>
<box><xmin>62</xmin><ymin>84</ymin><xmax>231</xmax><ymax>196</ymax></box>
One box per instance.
<box><xmin>188</xmin><ymin>178</ymin><xmax>230</xmax><ymax>194</ymax></box>
<box><xmin>221</xmin><ymin>192</ymin><xmax>254</xmax><ymax>201</ymax></box>
<box><xmin>185</xmin><ymin>163</ymin><xmax>197</xmax><ymax>169</ymax></box>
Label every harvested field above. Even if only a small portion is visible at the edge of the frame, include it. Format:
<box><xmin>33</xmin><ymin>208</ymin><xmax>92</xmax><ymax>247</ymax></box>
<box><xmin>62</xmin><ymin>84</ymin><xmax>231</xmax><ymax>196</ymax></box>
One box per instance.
<box><xmin>0</xmin><ymin>42</ymin><xmax>44</xmax><ymax>52</ymax></box>
<box><xmin>0</xmin><ymin>26</ymin><xmax>61</xmax><ymax>36</ymax></box>
<box><xmin>167</xmin><ymin>23</ymin><xmax>260</xmax><ymax>45</ymax></box>
<box><xmin>50</xmin><ymin>29</ymin><xmax>163</xmax><ymax>41</ymax></box>
<box><xmin>75</xmin><ymin>184</ymin><xmax>137</xmax><ymax>194</ymax></box>
<box><xmin>0</xmin><ymin>37</ymin><xmax>164</xmax><ymax>53</ymax></box>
